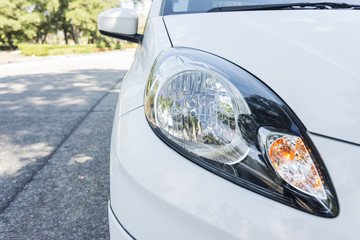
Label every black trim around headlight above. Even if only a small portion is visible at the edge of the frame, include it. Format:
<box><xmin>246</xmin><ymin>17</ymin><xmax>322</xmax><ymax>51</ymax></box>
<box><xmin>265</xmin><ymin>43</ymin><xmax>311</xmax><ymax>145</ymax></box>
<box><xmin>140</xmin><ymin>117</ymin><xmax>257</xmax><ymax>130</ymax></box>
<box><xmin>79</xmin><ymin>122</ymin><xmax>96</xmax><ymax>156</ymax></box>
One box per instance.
<box><xmin>144</xmin><ymin>47</ymin><xmax>339</xmax><ymax>218</ymax></box>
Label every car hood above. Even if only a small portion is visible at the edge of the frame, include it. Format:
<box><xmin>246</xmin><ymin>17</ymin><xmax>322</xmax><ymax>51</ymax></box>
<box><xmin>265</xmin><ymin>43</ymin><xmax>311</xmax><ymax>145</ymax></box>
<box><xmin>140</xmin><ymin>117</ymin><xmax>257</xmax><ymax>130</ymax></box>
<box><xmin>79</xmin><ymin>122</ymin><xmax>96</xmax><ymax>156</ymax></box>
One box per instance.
<box><xmin>164</xmin><ymin>10</ymin><xmax>360</xmax><ymax>145</ymax></box>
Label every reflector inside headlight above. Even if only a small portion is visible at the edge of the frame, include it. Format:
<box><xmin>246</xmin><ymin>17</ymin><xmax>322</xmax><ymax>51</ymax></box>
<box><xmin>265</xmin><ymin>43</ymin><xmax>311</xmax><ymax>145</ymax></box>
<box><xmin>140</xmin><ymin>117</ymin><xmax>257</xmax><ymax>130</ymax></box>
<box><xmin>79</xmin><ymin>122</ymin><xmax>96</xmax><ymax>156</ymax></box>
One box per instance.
<box><xmin>145</xmin><ymin>47</ymin><xmax>338</xmax><ymax>217</ymax></box>
<box><xmin>259</xmin><ymin>128</ymin><xmax>326</xmax><ymax>199</ymax></box>
<box><xmin>155</xmin><ymin>70</ymin><xmax>250</xmax><ymax>164</ymax></box>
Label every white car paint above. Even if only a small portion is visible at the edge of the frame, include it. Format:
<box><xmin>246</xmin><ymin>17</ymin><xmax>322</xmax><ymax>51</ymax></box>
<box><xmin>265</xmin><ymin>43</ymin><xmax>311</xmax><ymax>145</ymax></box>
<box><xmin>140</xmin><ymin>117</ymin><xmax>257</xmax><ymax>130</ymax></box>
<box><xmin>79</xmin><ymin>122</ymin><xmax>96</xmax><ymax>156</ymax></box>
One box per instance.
<box><xmin>104</xmin><ymin>2</ymin><xmax>360</xmax><ymax>239</ymax></box>
<box><xmin>110</xmin><ymin>106</ymin><xmax>360</xmax><ymax>240</ymax></box>
<box><xmin>115</xmin><ymin>16</ymin><xmax>171</xmax><ymax>118</ymax></box>
<box><xmin>98</xmin><ymin>8</ymin><xmax>139</xmax><ymax>35</ymax></box>
<box><xmin>163</xmin><ymin>10</ymin><xmax>360</xmax><ymax>145</ymax></box>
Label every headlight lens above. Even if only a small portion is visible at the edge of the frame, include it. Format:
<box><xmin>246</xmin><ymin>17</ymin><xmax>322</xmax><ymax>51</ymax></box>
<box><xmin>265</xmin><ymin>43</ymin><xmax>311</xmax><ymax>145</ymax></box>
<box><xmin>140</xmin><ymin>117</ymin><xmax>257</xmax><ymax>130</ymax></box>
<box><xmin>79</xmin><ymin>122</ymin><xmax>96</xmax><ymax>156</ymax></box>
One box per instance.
<box><xmin>145</xmin><ymin>47</ymin><xmax>338</xmax><ymax>217</ymax></box>
<box><xmin>155</xmin><ymin>69</ymin><xmax>250</xmax><ymax>164</ymax></box>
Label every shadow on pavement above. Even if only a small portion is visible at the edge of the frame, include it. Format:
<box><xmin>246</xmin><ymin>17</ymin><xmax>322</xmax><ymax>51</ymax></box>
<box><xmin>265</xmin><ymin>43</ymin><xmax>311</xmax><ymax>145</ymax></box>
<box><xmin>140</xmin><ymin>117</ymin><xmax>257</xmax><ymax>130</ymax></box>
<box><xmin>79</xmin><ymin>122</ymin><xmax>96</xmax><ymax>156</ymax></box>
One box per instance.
<box><xmin>0</xmin><ymin>68</ymin><xmax>126</xmax><ymax>239</ymax></box>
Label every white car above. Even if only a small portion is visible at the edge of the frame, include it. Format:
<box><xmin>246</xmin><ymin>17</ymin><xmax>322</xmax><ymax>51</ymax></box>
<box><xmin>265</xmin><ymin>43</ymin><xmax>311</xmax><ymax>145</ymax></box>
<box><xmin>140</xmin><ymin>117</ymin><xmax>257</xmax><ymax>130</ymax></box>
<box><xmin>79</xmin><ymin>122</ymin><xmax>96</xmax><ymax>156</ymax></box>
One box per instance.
<box><xmin>98</xmin><ymin>1</ymin><xmax>360</xmax><ymax>239</ymax></box>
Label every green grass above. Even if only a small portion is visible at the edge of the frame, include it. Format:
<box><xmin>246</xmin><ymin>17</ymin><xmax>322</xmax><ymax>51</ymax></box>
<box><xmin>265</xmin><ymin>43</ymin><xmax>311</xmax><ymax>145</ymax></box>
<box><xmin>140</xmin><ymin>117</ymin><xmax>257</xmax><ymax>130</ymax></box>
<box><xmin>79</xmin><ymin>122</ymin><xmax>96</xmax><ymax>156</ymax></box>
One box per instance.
<box><xmin>18</xmin><ymin>44</ymin><xmax>97</xmax><ymax>56</ymax></box>
<box><xmin>18</xmin><ymin>43</ymin><xmax>137</xmax><ymax>56</ymax></box>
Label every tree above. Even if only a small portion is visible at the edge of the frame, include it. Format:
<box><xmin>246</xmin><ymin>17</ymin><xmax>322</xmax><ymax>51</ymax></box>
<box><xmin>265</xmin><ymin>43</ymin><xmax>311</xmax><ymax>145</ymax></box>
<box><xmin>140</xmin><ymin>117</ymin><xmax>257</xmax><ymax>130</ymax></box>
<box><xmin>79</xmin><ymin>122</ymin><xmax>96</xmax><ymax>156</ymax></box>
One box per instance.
<box><xmin>31</xmin><ymin>0</ymin><xmax>60</xmax><ymax>43</ymax></box>
<box><xmin>56</xmin><ymin>0</ymin><xmax>72</xmax><ymax>44</ymax></box>
<box><xmin>0</xmin><ymin>0</ymin><xmax>143</xmax><ymax>47</ymax></box>
<box><xmin>65</xmin><ymin>0</ymin><xmax>119</xmax><ymax>44</ymax></box>
<box><xmin>0</xmin><ymin>0</ymin><xmax>40</xmax><ymax>49</ymax></box>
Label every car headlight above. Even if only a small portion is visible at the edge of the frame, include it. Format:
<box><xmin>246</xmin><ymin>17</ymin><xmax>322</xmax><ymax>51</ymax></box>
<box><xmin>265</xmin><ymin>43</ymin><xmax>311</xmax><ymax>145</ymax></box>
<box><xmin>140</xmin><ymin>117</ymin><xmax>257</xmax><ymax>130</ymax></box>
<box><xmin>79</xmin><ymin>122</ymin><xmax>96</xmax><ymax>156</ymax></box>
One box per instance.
<box><xmin>144</xmin><ymin>47</ymin><xmax>338</xmax><ymax>217</ymax></box>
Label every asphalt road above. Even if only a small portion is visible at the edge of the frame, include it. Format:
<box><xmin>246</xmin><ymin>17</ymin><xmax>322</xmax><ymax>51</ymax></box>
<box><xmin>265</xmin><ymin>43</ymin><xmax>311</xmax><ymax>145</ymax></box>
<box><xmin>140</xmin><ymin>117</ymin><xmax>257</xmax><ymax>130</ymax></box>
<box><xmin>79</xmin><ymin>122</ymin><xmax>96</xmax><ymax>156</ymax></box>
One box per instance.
<box><xmin>0</xmin><ymin>50</ymin><xmax>135</xmax><ymax>239</ymax></box>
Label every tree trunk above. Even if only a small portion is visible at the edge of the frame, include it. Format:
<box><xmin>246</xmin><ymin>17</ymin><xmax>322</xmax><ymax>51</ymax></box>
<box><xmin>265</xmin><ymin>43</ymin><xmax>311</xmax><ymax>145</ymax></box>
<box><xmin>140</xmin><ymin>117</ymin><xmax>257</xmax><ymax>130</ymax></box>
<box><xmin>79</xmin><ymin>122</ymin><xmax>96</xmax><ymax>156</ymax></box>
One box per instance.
<box><xmin>36</xmin><ymin>32</ymin><xmax>41</xmax><ymax>44</ymax></box>
<box><xmin>42</xmin><ymin>32</ymin><xmax>48</xmax><ymax>44</ymax></box>
<box><xmin>72</xmin><ymin>25</ymin><xmax>80</xmax><ymax>44</ymax></box>
<box><xmin>63</xmin><ymin>26</ymin><xmax>68</xmax><ymax>44</ymax></box>
<box><xmin>6</xmin><ymin>33</ymin><xmax>14</xmax><ymax>50</ymax></box>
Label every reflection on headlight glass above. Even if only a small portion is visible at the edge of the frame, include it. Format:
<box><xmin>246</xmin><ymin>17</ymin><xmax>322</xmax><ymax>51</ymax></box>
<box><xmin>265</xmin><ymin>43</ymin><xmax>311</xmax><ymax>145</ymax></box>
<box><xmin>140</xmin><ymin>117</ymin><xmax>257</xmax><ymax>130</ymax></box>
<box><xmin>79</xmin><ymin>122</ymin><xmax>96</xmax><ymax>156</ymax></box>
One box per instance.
<box><xmin>145</xmin><ymin>47</ymin><xmax>338</xmax><ymax>218</ymax></box>
<box><xmin>155</xmin><ymin>70</ymin><xmax>250</xmax><ymax>164</ymax></box>
<box><xmin>265</xmin><ymin>132</ymin><xmax>326</xmax><ymax>199</ymax></box>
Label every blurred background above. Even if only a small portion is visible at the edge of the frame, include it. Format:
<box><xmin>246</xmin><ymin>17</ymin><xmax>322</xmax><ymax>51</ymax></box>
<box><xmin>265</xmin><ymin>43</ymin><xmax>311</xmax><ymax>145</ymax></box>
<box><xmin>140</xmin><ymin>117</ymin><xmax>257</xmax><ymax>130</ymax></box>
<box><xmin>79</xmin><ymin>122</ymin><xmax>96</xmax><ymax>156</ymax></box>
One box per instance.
<box><xmin>0</xmin><ymin>0</ymin><xmax>151</xmax><ymax>57</ymax></box>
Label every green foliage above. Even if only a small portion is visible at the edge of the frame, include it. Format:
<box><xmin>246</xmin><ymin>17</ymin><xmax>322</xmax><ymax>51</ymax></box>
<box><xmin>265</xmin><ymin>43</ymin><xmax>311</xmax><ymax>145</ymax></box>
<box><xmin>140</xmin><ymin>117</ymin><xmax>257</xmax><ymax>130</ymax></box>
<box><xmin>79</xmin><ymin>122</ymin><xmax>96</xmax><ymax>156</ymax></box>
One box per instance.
<box><xmin>0</xmin><ymin>0</ymin><xmax>141</xmax><ymax>50</ymax></box>
<box><xmin>110</xmin><ymin>42</ymin><xmax>121</xmax><ymax>50</ymax></box>
<box><xmin>19</xmin><ymin>44</ymin><xmax>96</xmax><ymax>56</ymax></box>
<box><xmin>31</xmin><ymin>0</ymin><xmax>61</xmax><ymax>43</ymax></box>
<box><xmin>0</xmin><ymin>0</ymin><xmax>41</xmax><ymax>49</ymax></box>
<box><xmin>66</xmin><ymin>0</ymin><xmax>119</xmax><ymax>44</ymax></box>
<box><xmin>96</xmin><ymin>42</ymin><xmax>109</xmax><ymax>49</ymax></box>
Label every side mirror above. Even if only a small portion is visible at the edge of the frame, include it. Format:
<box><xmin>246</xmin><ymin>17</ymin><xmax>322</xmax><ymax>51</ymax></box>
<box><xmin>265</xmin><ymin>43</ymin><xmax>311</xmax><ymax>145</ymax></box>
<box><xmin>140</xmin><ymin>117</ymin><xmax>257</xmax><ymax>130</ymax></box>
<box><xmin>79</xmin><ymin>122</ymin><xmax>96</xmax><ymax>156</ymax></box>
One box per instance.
<box><xmin>98</xmin><ymin>8</ymin><xmax>143</xmax><ymax>44</ymax></box>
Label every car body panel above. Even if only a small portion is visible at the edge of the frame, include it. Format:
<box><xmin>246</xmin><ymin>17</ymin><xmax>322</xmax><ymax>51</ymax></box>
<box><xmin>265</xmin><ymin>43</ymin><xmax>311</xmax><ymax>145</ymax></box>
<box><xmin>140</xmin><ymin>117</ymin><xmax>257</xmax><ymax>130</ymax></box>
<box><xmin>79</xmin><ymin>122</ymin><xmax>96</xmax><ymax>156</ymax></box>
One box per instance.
<box><xmin>116</xmin><ymin>16</ymin><xmax>171</xmax><ymax>118</ymax></box>
<box><xmin>148</xmin><ymin>0</ymin><xmax>165</xmax><ymax>18</ymax></box>
<box><xmin>108</xmin><ymin>202</ymin><xmax>134</xmax><ymax>240</ymax></box>
<box><xmin>108</xmin><ymin>4</ymin><xmax>360</xmax><ymax>239</ymax></box>
<box><xmin>163</xmin><ymin>10</ymin><xmax>360</xmax><ymax>145</ymax></box>
<box><xmin>110</xmin><ymin>106</ymin><xmax>360</xmax><ymax>240</ymax></box>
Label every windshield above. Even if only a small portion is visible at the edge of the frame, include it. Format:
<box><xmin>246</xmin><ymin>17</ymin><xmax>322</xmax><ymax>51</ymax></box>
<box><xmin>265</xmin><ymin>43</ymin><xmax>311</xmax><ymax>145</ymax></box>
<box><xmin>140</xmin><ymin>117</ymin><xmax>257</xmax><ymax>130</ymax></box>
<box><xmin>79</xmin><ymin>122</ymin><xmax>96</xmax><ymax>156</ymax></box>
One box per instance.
<box><xmin>163</xmin><ymin>0</ymin><xmax>360</xmax><ymax>15</ymax></box>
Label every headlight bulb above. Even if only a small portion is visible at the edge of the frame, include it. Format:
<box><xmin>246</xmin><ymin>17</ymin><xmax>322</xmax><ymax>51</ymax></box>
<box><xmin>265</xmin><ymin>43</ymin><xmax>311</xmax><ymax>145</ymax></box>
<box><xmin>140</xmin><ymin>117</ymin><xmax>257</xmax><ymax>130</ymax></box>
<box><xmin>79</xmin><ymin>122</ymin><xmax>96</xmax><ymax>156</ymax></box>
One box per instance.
<box><xmin>145</xmin><ymin>47</ymin><xmax>338</xmax><ymax>217</ymax></box>
<box><xmin>154</xmin><ymin>70</ymin><xmax>250</xmax><ymax>164</ymax></box>
<box><xmin>259</xmin><ymin>128</ymin><xmax>326</xmax><ymax>199</ymax></box>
